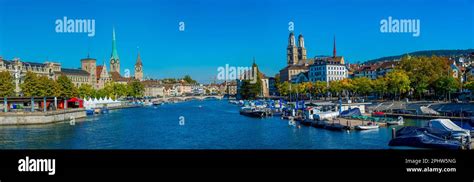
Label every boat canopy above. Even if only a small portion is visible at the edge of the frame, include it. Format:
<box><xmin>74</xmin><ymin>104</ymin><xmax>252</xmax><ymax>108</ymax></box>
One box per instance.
<box><xmin>428</xmin><ymin>119</ymin><xmax>467</xmax><ymax>132</ymax></box>
<box><xmin>340</xmin><ymin>108</ymin><xmax>362</xmax><ymax>117</ymax></box>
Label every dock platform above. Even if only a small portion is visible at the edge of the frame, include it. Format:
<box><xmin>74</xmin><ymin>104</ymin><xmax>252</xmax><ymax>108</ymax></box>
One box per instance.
<box><xmin>385</xmin><ymin>113</ymin><xmax>472</xmax><ymax>121</ymax></box>
<box><xmin>334</xmin><ymin>118</ymin><xmax>388</xmax><ymax>129</ymax></box>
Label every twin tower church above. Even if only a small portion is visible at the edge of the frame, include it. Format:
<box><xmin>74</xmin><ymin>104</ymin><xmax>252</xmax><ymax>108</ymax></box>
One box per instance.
<box><xmin>279</xmin><ymin>32</ymin><xmax>346</xmax><ymax>82</ymax></box>
<box><xmin>81</xmin><ymin>28</ymin><xmax>144</xmax><ymax>90</ymax></box>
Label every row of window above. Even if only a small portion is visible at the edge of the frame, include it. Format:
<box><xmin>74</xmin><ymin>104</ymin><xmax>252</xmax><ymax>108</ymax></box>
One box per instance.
<box><xmin>0</xmin><ymin>65</ymin><xmax>49</xmax><ymax>72</ymax></box>
<box><xmin>68</xmin><ymin>76</ymin><xmax>89</xmax><ymax>83</ymax></box>
<box><xmin>309</xmin><ymin>76</ymin><xmax>345</xmax><ymax>82</ymax></box>
<box><xmin>310</xmin><ymin>71</ymin><xmax>347</xmax><ymax>76</ymax></box>
<box><xmin>310</xmin><ymin>65</ymin><xmax>346</xmax><ymax>71</ymax></box>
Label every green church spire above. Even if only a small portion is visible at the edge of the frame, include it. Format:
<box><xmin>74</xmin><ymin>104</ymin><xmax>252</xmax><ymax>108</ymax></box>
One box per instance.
<box><xmin>111</xmin><ymin>27</ymin><xmax>119</xmax><ymax>59</ymax></box>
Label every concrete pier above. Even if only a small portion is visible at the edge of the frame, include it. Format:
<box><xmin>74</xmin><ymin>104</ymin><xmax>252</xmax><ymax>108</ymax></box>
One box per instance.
<box><xmin>0</xmin><ymin>108</ymin><xmax>86</xmax><ymax>125</ymax></box>
<box><xmin>331</xmin><ymin>118</ymin><xmax>388</xmax><ymax>130</ymax></box>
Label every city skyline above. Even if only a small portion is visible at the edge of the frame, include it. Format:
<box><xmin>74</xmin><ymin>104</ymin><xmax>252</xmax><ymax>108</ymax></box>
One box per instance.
<box><xmin>0</xmin><ymin>0</ymin><xmax>473</xmax><ymax>83</ymax></box>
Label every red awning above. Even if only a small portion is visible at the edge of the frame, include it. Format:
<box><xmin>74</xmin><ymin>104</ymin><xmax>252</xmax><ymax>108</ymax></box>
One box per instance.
<box><xmin>67</xmin><ymin>97</ymin><xmax>82</xmax><ymax>102</ymax></box>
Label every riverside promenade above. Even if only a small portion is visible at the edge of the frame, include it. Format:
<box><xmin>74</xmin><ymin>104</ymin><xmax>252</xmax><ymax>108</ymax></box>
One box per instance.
<box><xmin>0</xmin><ymin>108</ymin><xmax>86</xmax><ymax>125</ymax></box>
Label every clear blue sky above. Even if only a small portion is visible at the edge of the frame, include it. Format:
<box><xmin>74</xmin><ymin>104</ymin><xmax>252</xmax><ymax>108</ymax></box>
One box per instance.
<box><xmin>0</xmin><ymin>0</ymin><xmax>473</xmax><ymax>83</ymax></box>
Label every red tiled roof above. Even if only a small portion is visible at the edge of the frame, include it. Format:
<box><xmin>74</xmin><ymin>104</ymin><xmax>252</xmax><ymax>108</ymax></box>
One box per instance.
<box><xmin>378</xmin><ymin>61</ymin><xmax>397</xmax><ymax>69</ymax></box>
<box><xmin>110</xmin><ymin>71</ymin><xmax>134</xmax><ymax>82</ymax></box>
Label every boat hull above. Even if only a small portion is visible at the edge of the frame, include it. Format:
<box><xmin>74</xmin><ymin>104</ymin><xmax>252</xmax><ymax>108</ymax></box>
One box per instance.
<box><xmin>355</xmin><ymin>125</ymin><xmax>379</xmax><ymax>130</ymax></box>
<box><xmin>299</xmin><ymin>119</ymin><xmax>313</xmax><ymax>126</ymax></box>
<box><xmin>325</xmin><ymin>124</ymin><xmax>346</xmax><ymax>131</ymax></box>
<box><xmin>239</xmin><ymin>111</ymin><xmax>266</xmax><ymax>118</ymax></box>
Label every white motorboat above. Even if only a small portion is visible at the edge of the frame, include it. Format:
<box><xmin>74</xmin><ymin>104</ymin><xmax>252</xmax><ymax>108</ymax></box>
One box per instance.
<box><xmin>355</xmin><ymin>122</ymin><xmax>379</xmax><ymax>130</ymax></box>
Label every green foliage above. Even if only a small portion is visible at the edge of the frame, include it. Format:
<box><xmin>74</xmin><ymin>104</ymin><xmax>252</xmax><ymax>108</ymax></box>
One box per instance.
<box><xmin>372</xmin><ymin>77</ymin><xmax>388</xmax><ymax>98</ymax></box>
<box><xmin>183</xmin><ymin>75</ymin><xmax>197</xmax><ymax>84</ymax></box>
<box><xmin>239</xmin><ymin>63</ymin><xmax>263</xmax><ymax>99</ymax></box>
<box><xmin>434</xmin><ymin>75</ymin><xmax>459</xmax><ymax>99</ymax></box>
<box><xmin>21</xmin><ymin>72</ymin><xmax>42</xmax><ymax>97</ymax></box>
<box><xmin>21</xmin><ymin>72</ymin><xmax>75</xmax><ymax>97</ymax></box>
<box><xmin>56</xmin><ymin>75</ymin><xmax>78</xmax><ymax>98</ymax></box>
<box><xmin>78</xmin><ymin>84</ymin><xmax>95</xmax><ymax>99</ymax></box>
<box><xmin>277</xmin><ymin>81</ymin><xmax>289</xmax><ymax>96</ymax></box>
<box><xmin>162</xmin><ymin>78</ymin><xmax>178</xmax><ymax>84</ymax></box>
<box><xmin>313</xmin><ymin>81</ymin><xmax>327</xmax><ymax>97</ymax></box>
<box><xmin>328</xmin><ymin>80</ymin><xmax>343</xmax><ymax>96</ymax></box>
<box><xmin>0</xmin><ymin>71</ymin><xmax>14</xmax><ymax>97</ymax></box>
<box><xmin>39</xmin><ymin>76</ymin><xmax>61</xmax><ymax>97</ymax></box>
<box><xmin>398</xmin><ymin>55</ymin><xmax>449</xmax><ymax>98</ymax></box>
<box><xmin>128</xmin><ymin>80</ymin><xmax>145</xmax><ymax>97</ymax></box>
<box><xmin>465</xmin><ymin>81</ymin><xmax>474</xmax><ymax>91</ymax></box>
<box><xmin>352</xmin><ymin>77</ymin><xmax>373</xmax><ymax>97</ymax></box>
<box><xmin>94</xmin><ymin>88</ymin><xmax>108</xmax><ymax>99</ymax></box>
<box><xmin>386</xmin><ymin>69</ymin><xmax>411</xmax><ymax>99</ymax></box>
<box><xmin>239</xmin><ymin>79</ymin><xmax>262</xmax><ymax>99</ymax></box>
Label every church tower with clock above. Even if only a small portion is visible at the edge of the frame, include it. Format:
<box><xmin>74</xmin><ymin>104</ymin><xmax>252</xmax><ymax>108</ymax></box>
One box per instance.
<box><xmin>110</xmin><ymin>28</ymin><xmax>121</xmax><ymax>74</ymax></box>
<box><xmin>134</xmin><ymin>51</ymin><xmax>143</xmax><ymax>81</ymax></box>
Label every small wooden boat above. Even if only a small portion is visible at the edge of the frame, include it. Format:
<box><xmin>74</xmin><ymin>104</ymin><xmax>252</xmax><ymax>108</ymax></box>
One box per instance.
<box><xmin>355</xmin><ymin>122</ymin><xmax>379</xmax><ymax>130</ymax></box>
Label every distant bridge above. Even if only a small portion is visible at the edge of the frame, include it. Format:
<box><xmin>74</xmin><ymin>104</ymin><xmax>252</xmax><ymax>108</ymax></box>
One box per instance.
<box><xmin>151</xmin><ymin>95</ymin><xmax>223</xmax><ymax>102</ymax></box>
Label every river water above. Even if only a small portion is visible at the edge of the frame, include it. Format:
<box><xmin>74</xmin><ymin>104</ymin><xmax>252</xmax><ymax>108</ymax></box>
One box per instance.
<box><xmin>1</xmin><ymin>99</ymin><xmax>470</xmax><ymax>149</ymax></box>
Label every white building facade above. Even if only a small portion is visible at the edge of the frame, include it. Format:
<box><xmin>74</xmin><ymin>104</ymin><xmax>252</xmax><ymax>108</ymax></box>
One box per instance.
<box><xmin>309</xmin><ymin>58</ymin><xmax>348</xmax><ymax>82</ymax></box>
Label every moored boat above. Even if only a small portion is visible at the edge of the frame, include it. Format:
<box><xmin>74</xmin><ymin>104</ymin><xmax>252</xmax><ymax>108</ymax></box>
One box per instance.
<box><xmin>388</xmin><ymin>126</ymin><xmax>463</xmax><ymax>150</ymax></box>
<box><xmin>324</xmin><ymin>119</ymin><xmax>348</xmax><ymax>131</ymax></box>
<box><xmin>239</xmin><ymin>107</ymin><xmax>268</xmax><ymax>118</ymax></box>
<box><xmin>299</xmin><ymin>118</ymin><xmax>313</xmax><ymax>126</ymax></box>
<box><xmin>86</xmin><ymin>109</ymin><xmax>94</xmax><ymax>116</ymax></box>
<box><xmin>340</xmin><ymin>108</ymin><xmax>362</xmax><ymax>118</ymax></box>
<box><xmin>152</xmin><ymin>101</ymin><xmax>162</xmax><ymax>106</ymax></box>
<box><xmin>312</xmin><ymin>119</ymin><xmax>328</xmax><ymax>128</ymax></box>
<box><xmin>425</xmin><ymin>119</ymin><xmax>471</xmax><ymax>142</ymax></box>
<box><xmin>355</xmin><ymin>122</ymin><xmax>379</xmax><ymax>130</ymax></box>
<box><xmin>325</xmin><ymin>123</ymin><xmax>346</xmax><ymax>131</ymax></box>
<box><xmin>386</xmin><ymin>116</ymin><xmax>404</xmax><ymax>126</ymax></box>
